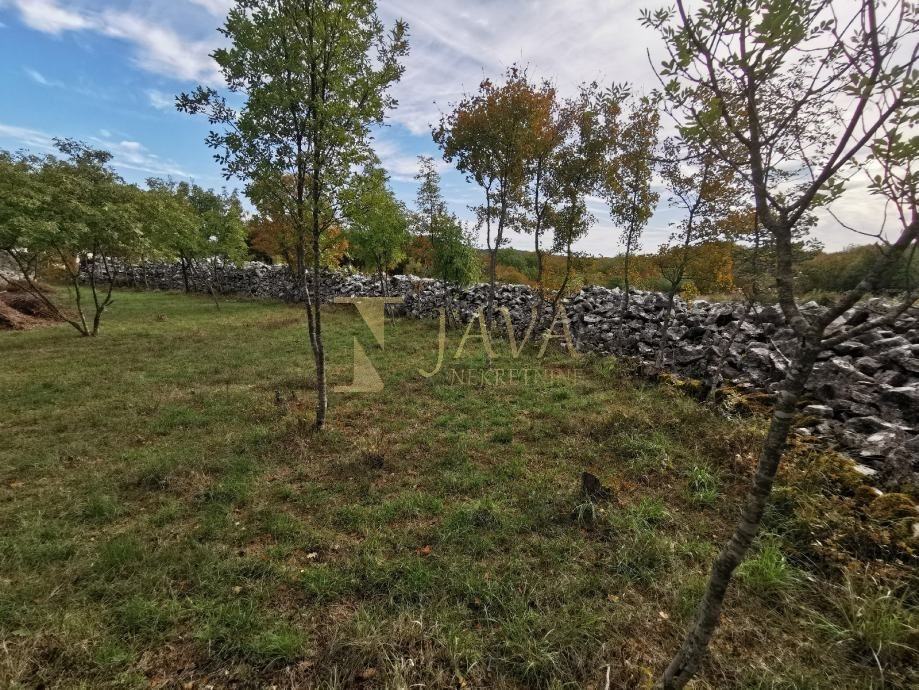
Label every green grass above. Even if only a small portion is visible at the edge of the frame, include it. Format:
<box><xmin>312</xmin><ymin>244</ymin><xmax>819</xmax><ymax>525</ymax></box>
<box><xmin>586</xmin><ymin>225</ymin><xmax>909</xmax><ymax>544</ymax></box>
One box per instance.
<box><xmin>0</xmin><ymin>290</ymin><xmax>916</xmax><ymax>688</ymax></box>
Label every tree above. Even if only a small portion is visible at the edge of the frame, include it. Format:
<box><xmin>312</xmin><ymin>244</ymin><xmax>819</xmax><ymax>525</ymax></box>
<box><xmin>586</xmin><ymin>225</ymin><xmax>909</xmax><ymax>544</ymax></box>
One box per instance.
<box><xmin>606</xmin><ymin>97</ymin><xmax>660</xmax><ymax>311</ymax></box>
<box><xmin>414</xmin><ymin>156</ymin><xmax>446</xmax><ymax>251</ymax></box>
<box><xmin>642</xmin><ymin>1</ymin><xmax>919</xmax><ymax>686</ymax></box>
<box><xmin>249</xmin><ymin>212</ymin><xmax>296</xmax><ymax>266</ymax></box>
<box><xmin>187</xmin><ymin>184</ymin><xmax>248</xmax><ymax>302</ymax></box>
<box><xmin>144</xmin><ymin>180</ymin><xmax>248</xmax><ymax>298</ymax></box>
<box><xmin>654</xmin><ymin>136</ymin><xmax>738</xmax><ymax>367</ymax></box>
<box><xmin>431</xmin><ymin>214</ymin><xmax>480</xmax><ymax>323</ymax></box>
<box><xmin>188</xmin><ymin>185</ymin><xmax>248</xmax><ymax>264</ymax></box>
<box><xmin>520</xmin><ymin>81</ymin><xmax>562</xmax><ymax>302</ymax></box>
<box><xmin>141</xmin><ymin>180</ymin><xmax>202</xmax><ymax>292</ymax></box>
<box><xmin>411</xmin><ymin>155</ymin><xmax>471</xmax><ymax>319</ymax></box>
<box><xmin>343</xmin><ymin>164</ymin><xmax>410</xmax><ymax>297</ymax></box>
<box><xmin>550</xmin><ymin>83</ymin><xmax>624</xmax><ymax>311</ymax></box>
<box><xmin>798</xmin><ymin>243</ymin><xmax>919</xmax><ymax>293</ymax></box>
<box><xmin>0</xmin><ymin>151</ymin><xmax>45</xmax><ymax>283</ymax></box>
<box><xmin>0</xmin><ymin>140</ymin><xmax>144</xmax><ymax>337</ymax></box>
<box><xmin>179</xmin><ymin>0</ymin><xmax>409</xmax><ymax>430</ymax></box>
<box><xmin>435</xmin><ymin>66</ymin><xmax>545</xmax><ymax>327</ymax></box>
<box><xmin>248</xmin><ymin>175</ymin><xmax>349</xmax><ymax>270</ymax></box>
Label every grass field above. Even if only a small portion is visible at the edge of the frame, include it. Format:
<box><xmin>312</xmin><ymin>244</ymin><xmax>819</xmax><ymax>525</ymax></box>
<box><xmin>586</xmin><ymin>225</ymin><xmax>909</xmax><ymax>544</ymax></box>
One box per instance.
<box><xmin>1</xmin><ymin>291</ymin><xmax>916</xmax><ymax>689</ymax></box>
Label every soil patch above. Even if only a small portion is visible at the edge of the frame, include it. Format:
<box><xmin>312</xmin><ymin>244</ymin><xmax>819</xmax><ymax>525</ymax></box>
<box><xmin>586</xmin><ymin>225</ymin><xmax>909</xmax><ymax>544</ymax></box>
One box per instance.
<box><xmin>0</xmin><ymin>291</ymin><xmax>62</xmax><ymax>330</ymax></box>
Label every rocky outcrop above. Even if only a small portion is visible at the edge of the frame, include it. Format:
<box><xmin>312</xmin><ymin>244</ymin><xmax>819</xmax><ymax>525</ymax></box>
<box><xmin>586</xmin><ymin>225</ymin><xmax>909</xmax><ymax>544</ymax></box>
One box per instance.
<box><xmin>95</xmin><ymin>261</ymin><xmax>919</xmax><ymax>489</ymax></box>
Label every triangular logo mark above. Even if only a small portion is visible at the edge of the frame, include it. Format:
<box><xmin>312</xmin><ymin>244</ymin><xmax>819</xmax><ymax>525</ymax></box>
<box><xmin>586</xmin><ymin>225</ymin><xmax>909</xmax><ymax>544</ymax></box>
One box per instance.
<box><xmin>334</xmin><ymin>339</ymin><xmax>384</xmax><ymax>393</ymax></box>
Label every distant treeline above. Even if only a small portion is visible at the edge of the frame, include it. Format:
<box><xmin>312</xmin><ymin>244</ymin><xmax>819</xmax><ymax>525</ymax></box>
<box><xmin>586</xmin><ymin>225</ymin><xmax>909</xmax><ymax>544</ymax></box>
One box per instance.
<box><xmin>467</xmin><ymin>242</ymin><xmax>918</xmax><ymax>299</ymax></box>
<box><xmin>795</xmin><ymin>244</ymin><xmax>918</xmax><ymax>295</ymax></box>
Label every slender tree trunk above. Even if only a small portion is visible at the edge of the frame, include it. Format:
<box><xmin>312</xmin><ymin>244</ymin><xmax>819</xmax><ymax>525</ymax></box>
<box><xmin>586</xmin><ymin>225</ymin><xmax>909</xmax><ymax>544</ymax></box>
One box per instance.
<box><xmin>533</xmin><ymin>159</ymin><xmax>546</xmax><ymax>305</ymax></box>
<box><xmin>533</xmin><ymin>225</ymin><xmax>544</xmax><ymax>332</ymax></box>
<box><xmin>74</xmin><ymin>271</ymin><xmax>90</xmax><ymax>336</ymax></box>
<box><xmin>445</xmin><ymin>282</ymin><xmax>454</xmax><ymax>329</ymax></box>
<box><xmin>487</xmin><ymin>187</ymin><xmax>507</xmax><ymax>329</ymax></box>
<box><xmin>86</xmin><ymin>252</ymin><xmax>102</xmax><ymax>337</ymax></box>
<box><xmin>488</xmin><ymin>245</ymin><xmax>499</xmax><ymax>328</ymax></box>
<box><xmin>654</xmin><ymin>287</ymin><xmax>678</xmax><ymax>371</ymax></box>
<box><xmin>207</xmin><ymin>283</ymin><xmax>221</xmax><ymax>310</ymax></box>
<box><xmin>655</xmin><ymin>236</ymin><xmax>692</xmax><ymax>370</ymax></box>
<box><xmin>377</xmin><ymin>262</ymin><xmax>387</xmax><ymax>298</ymax></box>
<box><xmin>622</xmin><ymin>247</ymin><xmax>632</xmax><ymax>311</ymax></box>
<box><xmin>658</xmin><ymin>341</ymin><xmax>821</xmax><ymax>689</ymax></box>
<box><xmin>87</xmin><ymin>253</ymin><xmax>117</xmax><ymax>336</ymax></box>
<box><xmin>429</xmin><ymin>208</ymin><xmax>436</xmax><ymax>269</ymax></box>
<box><xmin>310</xmin><ymin>170</ymin><xmax>328</xmax><ymax>430</ymax></box>
<box><xmin>212</xmin><ymin>257</ymin><xmax>222</xmax><ymax>294</ymax></box>
<box><xmin>64</xmin><ymin>252</ymin><xmax>91</xmax><ymax>335</ymax></box>
<box><xmin>92</xmin><ymin>304</ymin><xmax>104</xmax><ymax>335</ymax></box>
<box><xmin>203</xmin><ymin>258</ymin><xmax>221</xmax><ymax>310</ymax></box>
<box><xmin>440</xmin><ymin>264</ymin><xmax>452</xmax><ymax>328</ymax></box>
<box><xmin>535</xmin><ymin>231</ymin><xmax>544</xmax><ymax>302</ymax></box>
<box><xmin>622</xmin><ymin>240</ymin><xmax>632</xmax><ymax>312</ymax></box>
<box><xmin>179</xmin><ymin>256</ymin><xmax>191</xmax><ymax>294</ymax></box>
<box><xmin>481</xmin><ymin>185</ymin><xmax>494</xmax><ymax>327</ymax></box>
<box><xmin>551</xmin><ymin>237</ymin><xmax>574</xmax><ymax>316</ymax></box>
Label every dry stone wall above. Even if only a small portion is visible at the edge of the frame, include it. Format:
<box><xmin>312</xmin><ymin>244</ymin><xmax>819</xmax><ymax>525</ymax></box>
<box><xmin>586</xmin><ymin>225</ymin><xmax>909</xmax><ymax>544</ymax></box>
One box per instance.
<box><xmin>98</xmin><ymin>261</ymin><xmax>919</xmax><ymax>488</ymax></box>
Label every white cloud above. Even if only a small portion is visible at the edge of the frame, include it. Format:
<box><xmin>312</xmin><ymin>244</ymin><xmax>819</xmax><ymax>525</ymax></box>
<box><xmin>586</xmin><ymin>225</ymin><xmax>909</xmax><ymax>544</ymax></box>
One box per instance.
<box><xmin>146</xmin><ymin>89</ymin><xmax>177</xmax><ymax>112</ymax></box>
<box><xmin>7</xmin><ymin>1</ymin><xmax>222</xmax><ymax>84</ymax></box>
<box><xmin>0</xmin><ymin>120</ymin><xmax>193</xmax><ymax>179</ymax></box>
<box><xmin>98</xmin><ymin>10</ymin><xmax>222</xmax><ymax>83</ymax></box>
<box><xmin>371</xmin><ymin>132</ymin><xmax>447</xmax><ymax>183</ymax></box>
<box><xmin>378</xmin><ymin>0</ymin><xmax>660</xmax><ymax>135</ymax></box>
<box><xmin>92</xmin><ymin>135</ymin><xmax>194</xmax><ymax>178</ymax></box>
<box><xmin>188</xmin><ymin>0</ymin><xmax>233</xmax><ymax>16</ymax></box>
<box><xmin>23</xmin><ymin>66</ymin><xmax>63</xmax><ymax>87</ymax></box>
<box><xmin>11</xmin><ymin>0</ymin><xmax>90</xmax><ymax>34</ymax></box>
<box><xmin>0</xmin><ymin>123</ymin><xmax>56</xmax><ymax>151</ymax></box>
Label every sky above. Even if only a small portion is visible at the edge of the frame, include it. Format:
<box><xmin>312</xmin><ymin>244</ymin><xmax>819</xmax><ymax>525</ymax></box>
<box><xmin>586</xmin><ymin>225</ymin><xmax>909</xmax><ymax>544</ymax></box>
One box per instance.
<box><xmin>0</xmin><ymin>0</ymin><xmax>887</xmax><ymax>256</ymax></box>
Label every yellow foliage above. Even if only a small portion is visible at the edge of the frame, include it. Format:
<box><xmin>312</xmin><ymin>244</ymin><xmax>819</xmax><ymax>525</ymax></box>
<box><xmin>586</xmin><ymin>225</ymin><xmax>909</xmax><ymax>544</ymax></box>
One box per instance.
<box><xmin>495</xmin><ymin>264</ymin><xmax>533</xmax><ymax>286</ymax></box>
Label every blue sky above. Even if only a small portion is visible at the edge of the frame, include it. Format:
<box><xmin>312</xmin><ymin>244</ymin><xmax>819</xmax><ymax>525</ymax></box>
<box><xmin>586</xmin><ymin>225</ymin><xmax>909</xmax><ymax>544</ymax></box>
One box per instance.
<box><xmin>0</xmin><ymin>0</ymin><xmax>879</xmax><ymax>255</ymax></box>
